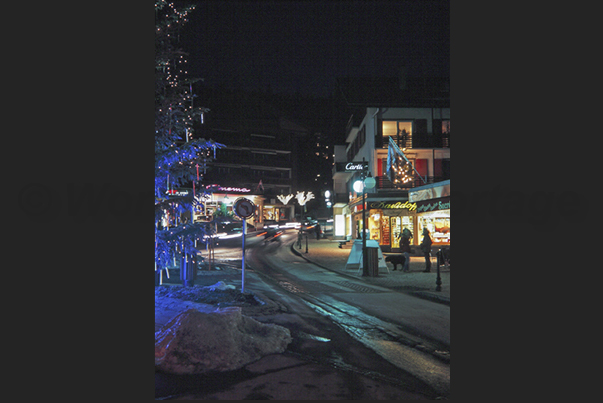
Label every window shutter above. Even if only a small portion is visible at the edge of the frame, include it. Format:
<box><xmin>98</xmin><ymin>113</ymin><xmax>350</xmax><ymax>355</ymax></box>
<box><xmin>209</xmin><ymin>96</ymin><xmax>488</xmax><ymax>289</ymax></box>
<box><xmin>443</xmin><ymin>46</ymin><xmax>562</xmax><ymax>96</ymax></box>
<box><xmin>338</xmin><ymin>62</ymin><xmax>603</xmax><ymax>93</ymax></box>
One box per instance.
<box><xmin>434</xmin><ymin>158</ymin><xmax>443</xmax><ymax>177</ymax></box>
<box><xmin>415</xmin><ymin>158</ymin><xmax>428</xmax><ymax>177</ymax></box>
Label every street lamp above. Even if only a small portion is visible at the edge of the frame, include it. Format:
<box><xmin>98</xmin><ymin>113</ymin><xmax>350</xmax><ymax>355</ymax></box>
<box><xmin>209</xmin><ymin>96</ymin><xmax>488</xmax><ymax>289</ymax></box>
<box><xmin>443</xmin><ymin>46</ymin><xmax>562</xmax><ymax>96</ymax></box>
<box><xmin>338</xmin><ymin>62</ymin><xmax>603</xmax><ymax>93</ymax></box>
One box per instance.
<box><xmin>353</xmin><ymin>158</ymin><xmax>375</xmax><ymax>276</ymax></box>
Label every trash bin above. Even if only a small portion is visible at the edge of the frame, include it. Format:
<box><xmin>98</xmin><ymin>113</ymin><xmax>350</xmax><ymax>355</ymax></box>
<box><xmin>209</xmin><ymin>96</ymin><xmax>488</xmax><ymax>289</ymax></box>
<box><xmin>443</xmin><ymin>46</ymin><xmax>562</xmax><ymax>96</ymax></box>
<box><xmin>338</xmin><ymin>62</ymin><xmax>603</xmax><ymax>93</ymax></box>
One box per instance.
<box><xmin>366</xmin><ymin>246</ymin><xmax>379</xmax><ymax>277</ymax></box>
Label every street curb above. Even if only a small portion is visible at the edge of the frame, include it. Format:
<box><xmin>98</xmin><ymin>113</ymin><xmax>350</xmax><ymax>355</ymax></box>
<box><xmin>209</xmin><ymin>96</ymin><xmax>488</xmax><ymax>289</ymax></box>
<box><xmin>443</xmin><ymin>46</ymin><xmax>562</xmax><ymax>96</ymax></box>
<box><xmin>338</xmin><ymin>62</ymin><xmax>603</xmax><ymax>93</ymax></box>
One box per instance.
<box><xmin>289</xmin><ymin>241</ymin><xmax>450</xmax><ymax>306</ymax></box>
<box><xmin>410</xmin><ymin>291</ymin><xmax>450</xmax><ymax>306</ymax></box>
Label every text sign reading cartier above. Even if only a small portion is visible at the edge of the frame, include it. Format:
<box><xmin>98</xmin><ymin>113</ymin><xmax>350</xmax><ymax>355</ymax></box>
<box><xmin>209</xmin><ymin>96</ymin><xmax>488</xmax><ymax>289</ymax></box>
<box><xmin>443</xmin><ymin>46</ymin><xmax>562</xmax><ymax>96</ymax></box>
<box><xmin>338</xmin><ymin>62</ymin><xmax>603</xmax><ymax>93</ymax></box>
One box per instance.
<box><xmin>336</xmin><ymin>161</ymin><xmax>369</xmax><ymax>172</ymax></box>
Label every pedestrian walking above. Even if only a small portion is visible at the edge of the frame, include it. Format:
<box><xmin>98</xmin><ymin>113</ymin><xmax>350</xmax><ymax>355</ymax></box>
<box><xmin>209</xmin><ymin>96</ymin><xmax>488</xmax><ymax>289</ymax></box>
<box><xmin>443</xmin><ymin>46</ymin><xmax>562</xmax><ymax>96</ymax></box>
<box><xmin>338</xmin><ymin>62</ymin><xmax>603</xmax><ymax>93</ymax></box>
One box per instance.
<box><xmin>400</xmin><ymin>227</ymin><xmax>412</xmax><ymax>272</ymax></box>
<box><xmin>420</xmin><ymin>228</ymin><xmax>433</xmax><ymax>272</ymax></box>
<box><xmin>315</xmin><ymin>223</ymin><xmax>321</xmax><ymax>240</ymax></box>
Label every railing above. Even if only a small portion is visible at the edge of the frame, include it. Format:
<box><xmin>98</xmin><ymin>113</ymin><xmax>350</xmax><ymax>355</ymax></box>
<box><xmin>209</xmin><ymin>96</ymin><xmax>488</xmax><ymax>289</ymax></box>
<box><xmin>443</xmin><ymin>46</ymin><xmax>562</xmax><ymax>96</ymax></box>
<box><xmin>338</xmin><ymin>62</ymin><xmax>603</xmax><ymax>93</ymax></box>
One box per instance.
<box><xmin>376</xmin><ymin>175</ymin><xmax>450</xmax><ymax>190</ymax></box>
<box><xmin>384</xmin><ymin>133</ymin><xmax>450</xmax><ymax>149</ymax></box>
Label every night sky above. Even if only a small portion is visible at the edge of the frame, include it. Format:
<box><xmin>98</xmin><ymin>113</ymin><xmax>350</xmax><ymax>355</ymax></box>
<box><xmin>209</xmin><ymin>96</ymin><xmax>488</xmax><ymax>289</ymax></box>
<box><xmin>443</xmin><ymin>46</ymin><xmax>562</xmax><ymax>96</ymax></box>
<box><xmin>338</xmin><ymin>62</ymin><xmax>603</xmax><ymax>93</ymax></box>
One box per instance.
<box><xmin>178</xmin><ymin>0</ymin><xmax>449</xmax><ymax>97</ymax></box>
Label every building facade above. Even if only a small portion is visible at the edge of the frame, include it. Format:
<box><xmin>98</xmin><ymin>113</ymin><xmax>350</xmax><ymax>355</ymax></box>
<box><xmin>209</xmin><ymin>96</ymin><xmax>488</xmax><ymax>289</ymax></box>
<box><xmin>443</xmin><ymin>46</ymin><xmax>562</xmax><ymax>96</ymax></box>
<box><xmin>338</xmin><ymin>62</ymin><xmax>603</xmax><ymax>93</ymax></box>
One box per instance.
<box><xmin>191</xmin><ymin>87</ymin><xmax>310</xmax><ymax>227</ymax></box>
<box><xmin>332</xmin><ymin>100</ymin><xmax>450</xmax><ymax>251</ymax></box>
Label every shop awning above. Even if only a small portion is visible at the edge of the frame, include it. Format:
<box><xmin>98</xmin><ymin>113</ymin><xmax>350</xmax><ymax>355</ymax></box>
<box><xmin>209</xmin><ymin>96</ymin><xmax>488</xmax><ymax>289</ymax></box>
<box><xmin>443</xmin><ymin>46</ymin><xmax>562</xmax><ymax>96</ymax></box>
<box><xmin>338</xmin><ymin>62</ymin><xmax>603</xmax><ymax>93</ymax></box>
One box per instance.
<box><xmin>408</xmin><ymin>180</ymin><xmax>450</xmax><ymax>202</ymax></box>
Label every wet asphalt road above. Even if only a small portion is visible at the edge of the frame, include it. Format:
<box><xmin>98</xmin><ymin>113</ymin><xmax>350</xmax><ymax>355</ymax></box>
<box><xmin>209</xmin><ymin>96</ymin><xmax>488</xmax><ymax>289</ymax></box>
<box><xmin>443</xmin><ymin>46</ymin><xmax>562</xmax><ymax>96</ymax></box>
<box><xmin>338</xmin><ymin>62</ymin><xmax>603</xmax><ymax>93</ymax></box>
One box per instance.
<box><xmin>244</xmin><ymin>232</ymin><xmax>450</xmax><ymax>397</ymax></box>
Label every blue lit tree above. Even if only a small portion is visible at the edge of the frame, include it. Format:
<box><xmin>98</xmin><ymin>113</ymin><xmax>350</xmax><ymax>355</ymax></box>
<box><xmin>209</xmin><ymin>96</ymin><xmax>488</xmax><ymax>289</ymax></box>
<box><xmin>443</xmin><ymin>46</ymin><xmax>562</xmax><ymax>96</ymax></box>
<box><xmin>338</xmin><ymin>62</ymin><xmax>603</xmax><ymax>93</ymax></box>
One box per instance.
<box><xmin>155</xmin><ymin>0</ymin><xmax>224</xmax><ymax>279</ymax></box>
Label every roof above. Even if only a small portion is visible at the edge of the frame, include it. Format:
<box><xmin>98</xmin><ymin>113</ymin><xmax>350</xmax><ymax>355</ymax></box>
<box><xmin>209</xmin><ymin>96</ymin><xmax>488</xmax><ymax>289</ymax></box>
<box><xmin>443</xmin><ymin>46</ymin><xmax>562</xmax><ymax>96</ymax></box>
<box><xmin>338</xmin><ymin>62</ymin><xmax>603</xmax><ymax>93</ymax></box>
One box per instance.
<box><xmin>337</xmin><ymin>76</ymin><xmax>449</xmax><ymax>108</ymax></box>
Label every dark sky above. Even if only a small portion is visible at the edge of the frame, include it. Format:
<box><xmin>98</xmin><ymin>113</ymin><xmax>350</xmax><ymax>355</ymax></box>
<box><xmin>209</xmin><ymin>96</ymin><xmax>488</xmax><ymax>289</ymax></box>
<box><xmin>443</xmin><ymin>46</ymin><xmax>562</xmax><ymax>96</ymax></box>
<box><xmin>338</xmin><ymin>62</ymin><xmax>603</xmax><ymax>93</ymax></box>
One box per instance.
<box><xmin>178</xmin><ymin>0</ymin><xmax>449</xmax><ymax>97</ymax></box>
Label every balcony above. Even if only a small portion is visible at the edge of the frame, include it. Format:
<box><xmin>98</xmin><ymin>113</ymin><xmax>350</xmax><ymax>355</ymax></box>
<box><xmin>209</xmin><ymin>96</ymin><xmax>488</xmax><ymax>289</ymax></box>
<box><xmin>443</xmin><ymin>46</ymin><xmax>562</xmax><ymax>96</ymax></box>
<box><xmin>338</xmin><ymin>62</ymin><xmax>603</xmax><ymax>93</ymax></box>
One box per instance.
<box><xmin>375</xmin><ymin>175</ymin><xmax>450</xmax><ymax>191</ymax></box>
<box><xmin>412</xmin><ymin>133</ymin><xmax>450</xmax><ymax>148</ymax></box>
<box><xmin>384</xmin><ymin>133</ymin><xmax>450</xmax><ymax>149</ymax></box>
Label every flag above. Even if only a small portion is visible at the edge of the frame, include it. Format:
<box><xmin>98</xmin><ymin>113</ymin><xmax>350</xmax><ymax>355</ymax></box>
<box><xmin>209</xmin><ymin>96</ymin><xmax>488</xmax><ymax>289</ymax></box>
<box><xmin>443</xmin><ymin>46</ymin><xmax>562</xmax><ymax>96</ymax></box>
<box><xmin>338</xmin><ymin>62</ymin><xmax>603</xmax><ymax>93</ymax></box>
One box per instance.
<box><xmin>387</xmin><ymin>137</ymin><xmax>426</xmax><ymax>185</ymax></box>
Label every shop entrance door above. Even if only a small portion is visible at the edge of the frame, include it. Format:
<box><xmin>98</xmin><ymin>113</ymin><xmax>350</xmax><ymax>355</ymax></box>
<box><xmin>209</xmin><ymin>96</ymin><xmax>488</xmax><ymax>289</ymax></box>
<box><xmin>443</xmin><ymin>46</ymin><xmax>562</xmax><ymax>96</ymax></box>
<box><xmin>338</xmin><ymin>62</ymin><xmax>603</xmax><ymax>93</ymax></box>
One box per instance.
<box><xmin>401</xmin><ymin>215</ymin><xmax>414</xmax><ymax>245</ymax></box>
<box><xmin>390</xmin><ymin>217</ymin><xmax>401</xmax><ymax>252</ymax></box>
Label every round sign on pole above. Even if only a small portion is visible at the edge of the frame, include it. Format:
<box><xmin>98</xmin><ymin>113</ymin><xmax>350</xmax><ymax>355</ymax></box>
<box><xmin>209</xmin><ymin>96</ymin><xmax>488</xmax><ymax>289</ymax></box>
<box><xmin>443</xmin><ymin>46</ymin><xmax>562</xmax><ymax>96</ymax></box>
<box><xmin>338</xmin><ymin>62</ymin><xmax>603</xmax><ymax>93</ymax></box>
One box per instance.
<box><xmin>233</xmin><ymin>198</ymin><xmax>255</xmax><ymax>219</ymax></box>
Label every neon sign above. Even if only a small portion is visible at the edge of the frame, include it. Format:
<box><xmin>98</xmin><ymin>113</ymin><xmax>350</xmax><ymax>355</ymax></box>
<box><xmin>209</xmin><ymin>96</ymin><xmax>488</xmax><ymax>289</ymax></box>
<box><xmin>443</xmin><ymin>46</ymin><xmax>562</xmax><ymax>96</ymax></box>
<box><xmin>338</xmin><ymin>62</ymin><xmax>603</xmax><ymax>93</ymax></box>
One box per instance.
<box><xmin>345</xmin><ymin>162</ymin><xmax>365</xmax><ymax>171</ymax></box>
<box><xmin>206</xmin><ymin>184</ymin><xmax>251</xmax><ymax>193</ymax></box>
<box><xmin>416</xmin><ymin>197</ymin><xmax>450</xmax><ymax>212</ymax></box>
<box><xmin>368</xmin><ymin>200</ymin><xmax>417</xmax><ymax>211</ymax></box>
<box><xmin>165</xmin><ymin>189</ymin><xmax>190</xmax><ymax>197</ymax></box>
<box><xmin>335</xmin><ymin>161</ymin><xmax>368</xmax><ymax>172</ymax></box>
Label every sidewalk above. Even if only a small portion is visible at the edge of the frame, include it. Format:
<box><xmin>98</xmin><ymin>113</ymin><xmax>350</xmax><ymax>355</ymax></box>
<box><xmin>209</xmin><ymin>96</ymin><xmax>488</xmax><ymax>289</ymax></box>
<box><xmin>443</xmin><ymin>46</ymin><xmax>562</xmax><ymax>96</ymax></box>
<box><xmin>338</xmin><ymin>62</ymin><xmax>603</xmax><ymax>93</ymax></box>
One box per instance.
<box><xmin>290</xmin><ymin>236</ymin><xmax>450</xmax><ymax>305</ymax></box>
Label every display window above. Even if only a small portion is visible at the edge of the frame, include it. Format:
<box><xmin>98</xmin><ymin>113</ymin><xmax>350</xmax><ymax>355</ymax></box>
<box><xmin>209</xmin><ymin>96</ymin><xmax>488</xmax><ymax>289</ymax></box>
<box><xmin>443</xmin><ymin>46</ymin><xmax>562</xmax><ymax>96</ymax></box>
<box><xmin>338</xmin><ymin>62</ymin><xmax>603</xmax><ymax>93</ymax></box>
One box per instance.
<box><xmin>418</xmin><ymin>210</ymin><xmax>450</xmax><ymax>244</ymax></box>
<box><xmin>388</xmin><ymin>216</ymin><xmax>415</xmax><ymax>249</ymax></box>
<box><xmin>367</xmin><ymin>209</ymin><xmax>415</xmax><ymax>251</ymax></box>
<box><xmin>368</xmin><ymin>210</ymin><xmax>384</xmax><ymax>243</ymax></box>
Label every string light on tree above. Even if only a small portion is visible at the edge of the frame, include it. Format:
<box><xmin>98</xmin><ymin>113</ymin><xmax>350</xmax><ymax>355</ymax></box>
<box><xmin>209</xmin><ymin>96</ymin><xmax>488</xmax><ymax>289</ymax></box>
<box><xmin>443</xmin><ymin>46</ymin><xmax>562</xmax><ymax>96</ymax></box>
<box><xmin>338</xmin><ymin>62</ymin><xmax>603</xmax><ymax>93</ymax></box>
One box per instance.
<box><xmin>155</xmin><ymin>0</ymin><xmax>224</xmax><ymax>283</ymax></box>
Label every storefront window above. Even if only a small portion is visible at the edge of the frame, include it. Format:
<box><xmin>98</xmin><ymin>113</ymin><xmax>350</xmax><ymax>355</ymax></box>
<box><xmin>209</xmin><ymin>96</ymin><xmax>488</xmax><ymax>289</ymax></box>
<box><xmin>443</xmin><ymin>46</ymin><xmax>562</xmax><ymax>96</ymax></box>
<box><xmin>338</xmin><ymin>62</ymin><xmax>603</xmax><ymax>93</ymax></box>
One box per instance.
<box><xmin>387</xmin><ymin>216</ymin><xmax>415</xmax><ymax>248</ymax></box>
<box><xmin>367</xmin><ymin>210</ymin><xmax>416</xmax><ymax>250</ymax></box>
<box><xmin>368</xmin><ymin>210</ymin><xmax>383</xmax><ymax>242</ymax></box>
<box><xmin>418</xmin><ymin>210</ymin><xmax>450</xmax><ymax>245</ymax></box>
<box><xmin>390</xmin><ymin>216</ymin><xmax>401</xmax><ymax>248</ymax></box>
<box><xmin>402</xmin><ymin>216</ymin><xmax>414</xmax><ymax>243</ymax></box>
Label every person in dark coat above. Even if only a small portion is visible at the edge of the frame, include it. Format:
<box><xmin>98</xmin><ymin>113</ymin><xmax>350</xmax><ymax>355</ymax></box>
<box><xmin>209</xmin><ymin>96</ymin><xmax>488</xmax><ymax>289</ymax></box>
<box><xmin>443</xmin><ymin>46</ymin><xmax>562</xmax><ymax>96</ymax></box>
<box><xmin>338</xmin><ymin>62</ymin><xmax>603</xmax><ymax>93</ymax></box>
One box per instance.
<box><xmin>420</xmin><ymin>228</ymin><xmax>433</xmax><ymax>272</ymax></box>
<box><xmin>315</xmin><ymin>223</ymin><xmax>321</xmax><ymax>240</ymax></box>
<box><xmin>400</xmin><ymin>228</ymin><xmax>412</xmax><ymax>272</ymax></box>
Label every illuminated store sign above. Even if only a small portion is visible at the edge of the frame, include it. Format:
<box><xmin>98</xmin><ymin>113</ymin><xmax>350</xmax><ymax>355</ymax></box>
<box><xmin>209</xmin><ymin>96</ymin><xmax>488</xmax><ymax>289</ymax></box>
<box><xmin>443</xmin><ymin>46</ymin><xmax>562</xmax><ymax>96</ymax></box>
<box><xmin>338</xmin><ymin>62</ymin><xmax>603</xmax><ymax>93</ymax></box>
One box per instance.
<box><xmin>164</xmin><ymin>188</ymin><xmax>194</xmax><ymax>203</ymax></box>
<box><xmin>367</xmin><ymin>200</ymin><xmax>417</xmax><ymax>211</ymax></box>
<box><xmin>205</xmin><ymin>184</ymin><xmax>251</xmax><ymax>193</ymax></box>
<box><xmin>335</xmin><ymin>161</ymin><xmax>368</xmax><ymax>172</ymax></box>
<box><xmin>416</xmin><ymin>196</ymin><xmax>450</xmax><ymax>213</ymax></box>
<box><xmin>166</xmin><ymin>189</ymin><xmax>191</xmax><ymax>197</ymax></box>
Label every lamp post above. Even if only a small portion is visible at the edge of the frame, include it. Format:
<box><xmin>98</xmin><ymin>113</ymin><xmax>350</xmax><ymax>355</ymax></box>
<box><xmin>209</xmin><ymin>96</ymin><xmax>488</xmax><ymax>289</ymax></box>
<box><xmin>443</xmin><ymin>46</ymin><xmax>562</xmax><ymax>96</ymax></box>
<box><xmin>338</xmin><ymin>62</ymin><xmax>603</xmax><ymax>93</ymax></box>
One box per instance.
<box><xmin>353</xmin><ymin>158</ymin><xmax>375</xmax><ymax>277</ymax></box>
<box><xmin>353</xmin><ymin>158</ymin><xmax>369</xmax><ymax>276</ymax></box>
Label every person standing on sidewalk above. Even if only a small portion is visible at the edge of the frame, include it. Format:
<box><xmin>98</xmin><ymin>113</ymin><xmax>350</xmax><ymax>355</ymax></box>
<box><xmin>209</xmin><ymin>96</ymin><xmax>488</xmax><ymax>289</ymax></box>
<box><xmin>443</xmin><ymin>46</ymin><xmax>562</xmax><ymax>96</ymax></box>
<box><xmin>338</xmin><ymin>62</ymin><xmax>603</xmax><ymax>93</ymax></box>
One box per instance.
<box><xmin>315</xmin><ymin>223</ymin><xmax>321</xmax><ymax>240</ymax></box>
<box><xmin>400</xmin><ymin>227</ymin><xmax>412</xmax><ymax>272</ymax></box>
<box><xmin>420</xmin><ymin>228</ymin><xmax>433</xmax><ymax>272</ymax></box>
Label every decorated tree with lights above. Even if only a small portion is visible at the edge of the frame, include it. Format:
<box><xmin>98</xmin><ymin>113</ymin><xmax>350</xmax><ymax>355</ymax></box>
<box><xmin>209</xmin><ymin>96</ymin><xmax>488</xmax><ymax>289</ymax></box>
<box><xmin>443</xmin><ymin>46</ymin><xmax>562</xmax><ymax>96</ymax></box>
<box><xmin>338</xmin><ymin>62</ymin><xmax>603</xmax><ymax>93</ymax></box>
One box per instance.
<box><xmin>155</xmin><ymin>0</ymin><xmax>224</xmax><ymax>280</ymax></box>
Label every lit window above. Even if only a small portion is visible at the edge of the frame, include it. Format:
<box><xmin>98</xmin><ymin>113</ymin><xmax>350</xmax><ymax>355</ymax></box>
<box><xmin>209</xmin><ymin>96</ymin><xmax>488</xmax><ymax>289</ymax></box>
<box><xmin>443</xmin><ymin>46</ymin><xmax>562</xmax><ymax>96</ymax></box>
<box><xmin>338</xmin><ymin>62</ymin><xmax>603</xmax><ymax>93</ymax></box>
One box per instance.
<box><xmin>382</xmin><ymin>121</ymin><xmax>412</xmax><ymax>149</ymax></box>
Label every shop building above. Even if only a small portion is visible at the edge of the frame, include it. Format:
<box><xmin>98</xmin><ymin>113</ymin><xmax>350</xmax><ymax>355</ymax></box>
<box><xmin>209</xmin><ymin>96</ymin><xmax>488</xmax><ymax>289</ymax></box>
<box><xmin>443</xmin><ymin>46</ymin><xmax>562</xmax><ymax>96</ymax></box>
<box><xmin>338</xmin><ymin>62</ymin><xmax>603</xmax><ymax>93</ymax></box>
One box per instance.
<box><xmin>409</xmin><ymin>180</ymin><xmax>450</xmax><ymax>245</ymax></box>
<box><xmin>190</xmin><ymin>184</ymin><xmax>298</xmax><ymax>229</ymax></box>
<box><xmin>331</xmin><ymin>76</ymin><xmax>450</xmax><ymax>250</ymax></box>
<box><xmin>195</xmin><ymin>187</ymin><xmax>263</xmax><ymax>224</ymax></box>
<box><xmin>365</xmin><ymin>198</ymin><xmax>418</xmax><ymax>252</ymax></box>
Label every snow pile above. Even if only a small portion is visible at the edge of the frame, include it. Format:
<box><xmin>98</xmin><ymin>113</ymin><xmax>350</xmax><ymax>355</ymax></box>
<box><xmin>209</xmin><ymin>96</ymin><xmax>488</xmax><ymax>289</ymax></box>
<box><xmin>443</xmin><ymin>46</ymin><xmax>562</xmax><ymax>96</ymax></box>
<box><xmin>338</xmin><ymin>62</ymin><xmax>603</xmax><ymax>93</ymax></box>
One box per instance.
<box><xmin>155</xmin><ymin>306</ymin><xmax>292</xmax><ymax>374</ymax></box>
<box><xmin>203</xmin><ymin>281</ymin><xmax>235</xmax><ymax>291</ymax></box>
